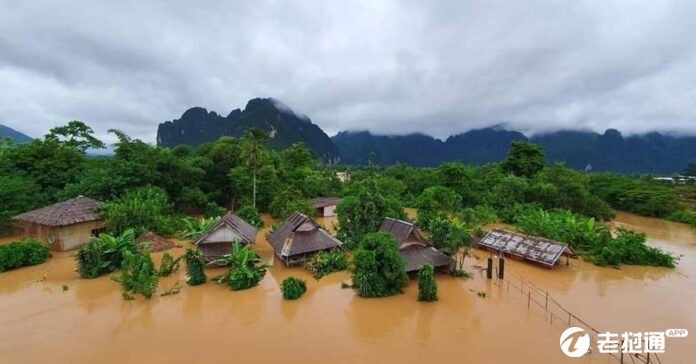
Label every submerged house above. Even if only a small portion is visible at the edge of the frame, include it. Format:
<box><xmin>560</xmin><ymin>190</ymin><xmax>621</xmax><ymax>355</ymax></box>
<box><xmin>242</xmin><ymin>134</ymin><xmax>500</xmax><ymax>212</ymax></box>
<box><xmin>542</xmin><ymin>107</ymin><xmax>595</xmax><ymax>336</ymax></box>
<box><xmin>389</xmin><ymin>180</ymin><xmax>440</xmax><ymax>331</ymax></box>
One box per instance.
<box><xmin>12</xmin><ymin>196</ymin><xmax>105</xmax><ymax>251</ymax></box>
<box><xmin>195</xmin><ymin>213</ymin><xmax>258</xmax><ymax>263</ymax></box>
<box><xmin>310</xmin><ymin>197</ymin><xmax>342</xmax><ymax>217</ymax></box>
<box><xmin>378</xmin><ymin>217</ymin><xmax>452</xmax><ymax>273</ymax></box>
<box><xmin>477</xmin><ymin>229</ymin><xmax>578</xmax><ymax>268</ymax></box>
<box><xmin>267</xmin><ymin>211</ymin><xmax>343</xmax><ymax>266</ymax></box>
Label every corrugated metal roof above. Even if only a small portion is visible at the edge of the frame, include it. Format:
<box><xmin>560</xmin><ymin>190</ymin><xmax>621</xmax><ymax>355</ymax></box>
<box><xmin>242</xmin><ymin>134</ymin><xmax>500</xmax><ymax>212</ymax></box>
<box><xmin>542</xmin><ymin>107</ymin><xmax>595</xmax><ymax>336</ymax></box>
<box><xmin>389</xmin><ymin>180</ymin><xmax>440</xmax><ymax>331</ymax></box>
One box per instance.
<box><xmin>478</xmin><ymin>229</ymin><xmax>577</xmax><ymax>267</ymax></box>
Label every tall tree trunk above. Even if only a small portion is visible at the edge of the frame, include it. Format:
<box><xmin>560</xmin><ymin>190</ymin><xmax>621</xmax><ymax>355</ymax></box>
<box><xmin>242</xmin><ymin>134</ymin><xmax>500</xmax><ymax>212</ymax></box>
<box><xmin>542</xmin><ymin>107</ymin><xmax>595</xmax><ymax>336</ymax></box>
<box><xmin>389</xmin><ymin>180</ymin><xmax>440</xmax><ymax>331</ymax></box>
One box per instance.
<box><xmin>252</xmin><ymin>168</ymin><xmax>257</xmax><ymax>209</ymax></box>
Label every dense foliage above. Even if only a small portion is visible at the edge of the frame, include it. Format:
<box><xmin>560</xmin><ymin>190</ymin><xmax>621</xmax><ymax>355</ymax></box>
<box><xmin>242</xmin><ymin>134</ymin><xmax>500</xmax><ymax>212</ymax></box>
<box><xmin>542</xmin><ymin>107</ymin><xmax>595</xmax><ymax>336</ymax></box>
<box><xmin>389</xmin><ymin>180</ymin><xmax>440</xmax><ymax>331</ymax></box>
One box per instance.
<box><xmin>417</xmin><ymin>265</ymin><xmax>438</xmax><ymax>302</ymax></box>
<box><xmin>76</xmin><ymin>229</ymin><xmax>137</xmax><ymax>279</ymax></box>
<box><xmin>184</xmin><ymin>248</ymin><xmax>207</xmax><ymax>285</ymax></box>
<box><xmin>235</xmin><ymin>205</ymin><xmax>264</xmax><ymax>228</ymax></box>
<box><xmin>116</xmin><ymin>251</ymin><xmax>159</xmax><ymax>299</ymax></box>
<box><xmin>158</xmin><ymin>252</ymin><xmax>181</xmax><ymax>277</ymax></box>
<box><xmin>513</xmin><ymin>208</ymin><xmax>676</xmax><ymax>267</ymax></box>
<box><xmin>226</xmin><ymin>243</ymin><xmax>268</xmax><ymax>291</ymax></box>
<box><xmin>352</xmin><ymin>233</ymin><xmax>408</xmax><ymax>298</ymax></box>
<box><xmin>0</xmin><ymin>239</ymin><xmax>51</xmax><ymax>273</ymax></box>
<box><xmin>280</xmin><ymin>276</ymin><xmax>307</xmax><ymax>300</ymax></box>
<box><xmin>304</xmin><ymin>250</ymin><xmax>349</xmax><ymax>279</ymax></box>
<box><xmin>501</xmin><ymin>141</ymin><xmax>546</xmax><ymax>178</ymax></box>
<box><xmin>179</xmin><ymin>217</ymin><xmax>219</xmax><ymax>241</ymax></box>
<box><xmin>100</xmin><ymin>186</ymin><xmax>179</xmax><ymax>236</ymax></box>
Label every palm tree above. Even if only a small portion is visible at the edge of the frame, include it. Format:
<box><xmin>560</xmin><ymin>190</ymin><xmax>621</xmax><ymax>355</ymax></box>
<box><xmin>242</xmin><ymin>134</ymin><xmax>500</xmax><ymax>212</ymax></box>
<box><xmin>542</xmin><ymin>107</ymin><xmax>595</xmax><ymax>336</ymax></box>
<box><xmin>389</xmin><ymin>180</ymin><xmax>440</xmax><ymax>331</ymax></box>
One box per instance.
<box><xmin>242</xmin><ymin>128</ymin><xmax>268</xmax><ymax>209</ymax></box>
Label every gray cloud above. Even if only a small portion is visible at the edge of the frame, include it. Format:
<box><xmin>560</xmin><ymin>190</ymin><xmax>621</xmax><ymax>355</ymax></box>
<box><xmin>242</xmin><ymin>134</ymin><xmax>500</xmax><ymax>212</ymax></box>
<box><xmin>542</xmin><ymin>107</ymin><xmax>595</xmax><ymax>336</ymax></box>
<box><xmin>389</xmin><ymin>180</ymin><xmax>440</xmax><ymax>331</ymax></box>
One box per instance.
<box><xmin>1</xmin><ymin>0</ymin><xmax>695</xmax><ymax>144</ymax></box>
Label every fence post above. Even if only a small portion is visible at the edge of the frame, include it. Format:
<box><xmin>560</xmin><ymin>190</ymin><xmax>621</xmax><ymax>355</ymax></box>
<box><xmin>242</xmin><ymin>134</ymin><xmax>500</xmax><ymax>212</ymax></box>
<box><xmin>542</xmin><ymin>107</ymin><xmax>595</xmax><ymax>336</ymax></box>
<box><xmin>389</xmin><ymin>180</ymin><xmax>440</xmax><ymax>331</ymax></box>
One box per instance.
<box><xmin>486</xmin><ymin>256</ymin><xmax>493</xmax><ymax>279</ymax></box>
<box><xmin>527</xmin><ymin>291</ymin><xmax>531</xmax><ymax>309</ymax></box>
<box><xmin>545</xmin><ymin>291</ymin><xmax>548</xmax><ymax>310</ymax></box>
<box><xmin>568</xmin><ymin>313</ymin><xmax>571</xmax><ymax>326</ymax></box>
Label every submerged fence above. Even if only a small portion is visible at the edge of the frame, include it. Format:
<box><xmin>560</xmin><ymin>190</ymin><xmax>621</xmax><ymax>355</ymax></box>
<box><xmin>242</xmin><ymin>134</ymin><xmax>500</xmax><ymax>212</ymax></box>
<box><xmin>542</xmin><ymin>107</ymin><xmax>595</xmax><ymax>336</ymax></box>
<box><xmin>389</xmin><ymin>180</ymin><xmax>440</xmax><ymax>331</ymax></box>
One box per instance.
<box><xmin>476</xmin><ymin>263</ymin><xmax>662</xmax><ymax>364</ymax></box>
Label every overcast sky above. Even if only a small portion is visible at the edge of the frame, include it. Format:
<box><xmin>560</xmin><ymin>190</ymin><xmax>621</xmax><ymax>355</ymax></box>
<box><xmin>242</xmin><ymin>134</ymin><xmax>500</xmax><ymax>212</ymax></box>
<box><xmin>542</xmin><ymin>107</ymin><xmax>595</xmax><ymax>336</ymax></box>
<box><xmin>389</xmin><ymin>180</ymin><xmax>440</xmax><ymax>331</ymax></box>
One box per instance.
<box><xmin>1</xmin><ymin>0</ymin><xmax>695</xmax><ymax>144</ymax></box>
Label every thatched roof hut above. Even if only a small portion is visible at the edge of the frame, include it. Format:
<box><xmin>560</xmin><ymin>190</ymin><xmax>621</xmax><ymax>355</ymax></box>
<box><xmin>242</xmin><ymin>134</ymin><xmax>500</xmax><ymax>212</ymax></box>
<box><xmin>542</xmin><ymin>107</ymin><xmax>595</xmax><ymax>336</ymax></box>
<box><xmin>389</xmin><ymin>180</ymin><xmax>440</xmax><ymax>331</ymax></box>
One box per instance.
<box><xmin>478</xmin><ymin>229</ymin><xmax>577</xmax><ymax>268</ymax></box>
<box><xmin>12</xmin><ymin>196</ymin><xmax>105</xmax><ymax>251</ymax></box>
<box><xmin>267</xmin><ymin>211</ymin><xmax>343</xmax><ymax>266</ymax></box>
<box><xmin>310</xmin><ymin>197</ymin><xmax>342</xmax><ymax>217</ymax></box>
<box><xmin>378</xmin><ymin>217</ymin><xmax>451</xmax><ymax>273</ymax></box>
<box><xmin>195</xmin><ymin>213</ymin><xmax>258</xmax><ymax>263</ymax></box>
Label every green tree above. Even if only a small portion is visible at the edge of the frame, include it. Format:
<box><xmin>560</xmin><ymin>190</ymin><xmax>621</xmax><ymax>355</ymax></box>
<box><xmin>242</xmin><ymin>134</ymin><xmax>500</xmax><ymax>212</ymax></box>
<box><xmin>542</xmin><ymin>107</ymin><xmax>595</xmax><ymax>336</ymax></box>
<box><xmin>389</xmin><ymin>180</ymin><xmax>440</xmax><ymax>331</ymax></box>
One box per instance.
<box><xmin>45</xmin><ymin>120</ymin><xmax>105</xmax><ymax>152</ymax></box>
<box><xmin>184</xmin><ymin>248</ymin><xmax>207</xmax><ymax>285</ymax></box>
<box><xmin>417</xmin><ymin>265</ymin><xmax>438</xmax><ymax>302</ymax></box>
<box><xmin>100</xmin><ymin>186</ymin><xmax>176</xmax><ymax>236</ymax></box>
<box><xmin>117</xmin><ymin>251</ymin><xmax>159</xmax><ymax>299</ymax></box>
<box><xmin>241</xmin><ymin>128</ymin><xmax>269</xmax><ymax>209</ymax></box>
<box><xmin>352</xmin><ymin>232</ymin><xmax>408</xmax><ymax>298</ymax></box>
<box><xmin>501</xmin><ymin>141</ymin><xmax>545</xmax><ymax>178</ymax></box>
<box><xmin>415</xmin><ymin>186</ymin><xmax>462</xmax><ymax>229</ymax></box>
<box><xmin>0</xmin><ymin>174</ymin><xmax>42</xmax><ymax>234</ymax></box>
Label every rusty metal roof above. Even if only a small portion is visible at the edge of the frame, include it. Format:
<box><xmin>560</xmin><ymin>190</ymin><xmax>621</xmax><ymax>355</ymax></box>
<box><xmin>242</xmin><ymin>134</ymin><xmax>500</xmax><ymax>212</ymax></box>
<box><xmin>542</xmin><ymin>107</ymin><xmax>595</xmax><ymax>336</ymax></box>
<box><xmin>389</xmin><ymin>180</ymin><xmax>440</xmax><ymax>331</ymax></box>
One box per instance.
<box><xmin>478</xmin><ymin>229</ymin><xmax>577</xmax><ymax>267</ymax></box>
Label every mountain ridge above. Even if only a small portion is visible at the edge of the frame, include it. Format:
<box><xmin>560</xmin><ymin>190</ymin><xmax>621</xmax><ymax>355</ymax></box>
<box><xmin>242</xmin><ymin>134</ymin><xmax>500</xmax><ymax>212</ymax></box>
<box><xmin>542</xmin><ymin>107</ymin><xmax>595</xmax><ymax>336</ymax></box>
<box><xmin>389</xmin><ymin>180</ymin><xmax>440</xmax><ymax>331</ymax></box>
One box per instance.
<box><xmin>0</xmin><ymin>124</ymin><xmax>32</xmax><ymax>143</ymax></box>
<box><xmin>156</xmin><ymin>98</ymin><xmax>695</xmax><ymax>173</ymax></box>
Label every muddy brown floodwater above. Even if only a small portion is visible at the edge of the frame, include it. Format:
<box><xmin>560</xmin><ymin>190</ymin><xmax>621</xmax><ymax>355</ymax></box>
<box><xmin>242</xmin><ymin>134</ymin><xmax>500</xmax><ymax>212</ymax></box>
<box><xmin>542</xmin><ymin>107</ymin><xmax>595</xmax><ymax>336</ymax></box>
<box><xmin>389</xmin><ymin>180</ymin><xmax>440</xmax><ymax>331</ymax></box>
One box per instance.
<box><xmin>0</xmin><ymin>212</ymin><xmax>693</xmax><ymax>363</ymax></box>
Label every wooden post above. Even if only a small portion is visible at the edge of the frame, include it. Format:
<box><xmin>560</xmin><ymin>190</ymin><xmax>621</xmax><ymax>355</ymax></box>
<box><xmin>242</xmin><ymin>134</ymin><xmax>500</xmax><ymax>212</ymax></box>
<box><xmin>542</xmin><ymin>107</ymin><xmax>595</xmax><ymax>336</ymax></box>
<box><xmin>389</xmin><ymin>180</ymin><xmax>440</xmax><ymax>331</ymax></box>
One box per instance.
<box><xmin>507</xmin><ymin>280</ymin><xmax>510</xmax><ymax>294</ymax></box>
<box><xmin>568</xmin><ymin>313</ymin><xmax>571</xmax><ymax>326</ymax></box>
<box><xmin>486</xmin><ymin>256</ymin><xmax>493</xmax><ymax>279</ymax></box>
<box><xmin>545</xmin><ymin>291</ymin><xmax>548</xmax><ymax>310</ymax></box>
<box><xmin>527</xmin><ymin>291</ymin><xmax>531</xmax><ymax>309</ymax></box>
<box><xmin>498</xmin><ymin>255</ymin><xmax>505</xmax><ymax>279</ymax></box>
<box><xmin>620</xmin><ymin>345</ymin><xmax>623</xmax><ymax>364</ymax></box>
<box><xmin>646</xmin><ymin>352</ymin><xmax>650</xmax><ymax>364</ymax></box>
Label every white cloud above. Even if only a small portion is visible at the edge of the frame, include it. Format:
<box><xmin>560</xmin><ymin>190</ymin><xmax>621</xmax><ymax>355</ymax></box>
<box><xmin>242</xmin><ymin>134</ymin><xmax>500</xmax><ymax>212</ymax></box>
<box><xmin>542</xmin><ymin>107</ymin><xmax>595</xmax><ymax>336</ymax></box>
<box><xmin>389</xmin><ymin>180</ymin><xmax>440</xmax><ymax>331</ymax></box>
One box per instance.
<box><xmin>1</xmin><ymin>0</ymin><xmax>695</xmax><ymax>143</ymax></box>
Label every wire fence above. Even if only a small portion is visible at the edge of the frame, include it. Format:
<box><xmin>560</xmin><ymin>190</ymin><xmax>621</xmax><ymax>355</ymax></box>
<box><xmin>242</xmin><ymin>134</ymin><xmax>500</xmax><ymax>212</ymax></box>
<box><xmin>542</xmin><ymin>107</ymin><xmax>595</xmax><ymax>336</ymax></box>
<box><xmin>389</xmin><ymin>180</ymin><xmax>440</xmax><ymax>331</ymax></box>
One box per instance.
<box><xmin>477</xmin><ymin>264</ymin><xmax>662</xmax><ymax>364</ymax></box>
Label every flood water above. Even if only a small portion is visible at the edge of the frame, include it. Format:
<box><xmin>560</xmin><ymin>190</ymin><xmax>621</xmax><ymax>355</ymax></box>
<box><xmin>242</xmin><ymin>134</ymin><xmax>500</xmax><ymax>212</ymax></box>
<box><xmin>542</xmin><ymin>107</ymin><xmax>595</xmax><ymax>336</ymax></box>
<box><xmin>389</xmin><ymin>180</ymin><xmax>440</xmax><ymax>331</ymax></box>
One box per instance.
<box><xmin>0</xmin><ymin>212</ymin><xmax>693</xmax><ymax>363</ymax></box>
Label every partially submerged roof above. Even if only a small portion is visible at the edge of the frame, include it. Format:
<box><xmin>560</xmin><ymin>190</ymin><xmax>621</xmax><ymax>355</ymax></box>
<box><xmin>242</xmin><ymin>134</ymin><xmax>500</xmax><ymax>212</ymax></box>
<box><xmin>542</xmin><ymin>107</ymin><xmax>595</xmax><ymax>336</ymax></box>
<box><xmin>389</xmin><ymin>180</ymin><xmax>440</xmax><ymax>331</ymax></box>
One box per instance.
<box><xmin>195</xmin><ymin>213</ymin><xmax>258</xmax><ymax>245</ymax></box>
<box><xmin>378</xmin><ymin>217</ymin><xmax>429</xmax><ymax>247</ymax></box>
<box><xmin>400</xmin><ymin>245</ymin><xmax>452</xmax><ymax>273</ymax></box>
<box><xmin>12</xmin><ymin>196</ymin><xmax>103</xmax><ymax>227</ymax></box>
<box><xmin>310</xmin><ymin>197</ymin><xmax>342</xmax><ymax>208</ymax></box>
<box><xmin>478</xmin><ymin>229</ymin><xmax>578</xmax><ymax>267</ymax></box>
<box><xmin>267</xmin><ymin>211</ymin><xmax>342</xmax><ymax>257</ymax></box>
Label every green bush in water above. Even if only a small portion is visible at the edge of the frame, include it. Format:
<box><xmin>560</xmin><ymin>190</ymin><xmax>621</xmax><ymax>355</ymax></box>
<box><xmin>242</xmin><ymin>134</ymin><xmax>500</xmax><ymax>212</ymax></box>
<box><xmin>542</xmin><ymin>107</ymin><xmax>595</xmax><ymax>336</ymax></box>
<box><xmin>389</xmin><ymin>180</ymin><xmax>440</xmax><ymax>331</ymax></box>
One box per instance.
<box><xmin>76</xmin><ymin>229</ymin><xmax>137</xmax><ymax>279</ymax></box>
<box><xmin>236</xmin><ymin>205</ymin><xmax>263</xmax><ymax>228</ymax></box>
<box><xmin>0</xmin><ymin>239</ymin><xmax>51</xmax><ymax>273</ymax></box>
<box><xmin>226</xmin><ymin>243</ymin><xmax>268</xmax><ymax>291</ymax></box>
<box><xmin>179</xmin><ymin>216</ymin><xmax>219</xmax><ymax>241</ymax></box>
<box><xmin>158</xmin><ymin>252</ymin><xmax>181</xmax><ymax>277</ymax></box>
<box><xmin>280</xmin><ymin>276</ymin><xmax>307</xmax><ymax>300</ymax></box>
<box><xmin>184</xmin><ymin>248</ymin><xmax>207</xmax><ymax>285</ymax></box>
<box><xmin>116</xmin><ymin>251</ymin><xmax>159</xmax><ymax>299</ymax></box>
<box><xmin>417</xmin><ymin>264</ymin><xmax>438</xmax><ymax>302</ymax></box>
<box><xmin>352</xmin><ymin>232</ymin><xmax>408</xmax><ymax>298</ymax></box>
<box><xmin>304</xmin><ymin>250</ymin><xmax>348</xmax><ymax>279</ymax></box>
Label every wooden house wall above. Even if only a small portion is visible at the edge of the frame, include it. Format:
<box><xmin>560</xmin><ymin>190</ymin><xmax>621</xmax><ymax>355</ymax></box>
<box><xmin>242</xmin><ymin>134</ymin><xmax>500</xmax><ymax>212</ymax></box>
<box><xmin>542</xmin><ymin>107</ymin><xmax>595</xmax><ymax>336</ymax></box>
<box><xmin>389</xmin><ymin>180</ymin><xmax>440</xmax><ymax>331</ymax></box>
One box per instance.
<box><xmin>21</xmin><ymin>220</ymin><xmax>104</xmax><ymax>251</ymax></box>
<box><xmin>202</xmin><ymin>227</ymin><xmax>243</xmax><ymax>244</ymax></box>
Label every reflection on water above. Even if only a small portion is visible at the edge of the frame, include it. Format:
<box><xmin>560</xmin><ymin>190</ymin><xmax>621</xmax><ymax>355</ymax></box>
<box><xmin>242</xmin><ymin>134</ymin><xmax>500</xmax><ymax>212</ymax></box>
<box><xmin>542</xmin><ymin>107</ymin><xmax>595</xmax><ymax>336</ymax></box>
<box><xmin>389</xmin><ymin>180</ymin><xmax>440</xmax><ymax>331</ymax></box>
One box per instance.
<box><xmin>0</xmin><ymin>211</ymin><xmax>693</xmax><ymax>363</ymax></box>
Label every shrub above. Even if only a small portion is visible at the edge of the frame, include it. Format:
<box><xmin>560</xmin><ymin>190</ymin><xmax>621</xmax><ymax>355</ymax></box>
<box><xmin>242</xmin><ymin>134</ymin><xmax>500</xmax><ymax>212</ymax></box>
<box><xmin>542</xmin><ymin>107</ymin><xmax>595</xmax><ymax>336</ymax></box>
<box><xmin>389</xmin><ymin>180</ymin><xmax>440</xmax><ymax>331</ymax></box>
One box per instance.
<box><xmin>417</xmin><ymin>265</ymin><xmax>438</xmax><ymax>302</ymax></box>
<box><xmin>352</xmin><ymin>232</ymin><xmax>408</xmax><ymax>298</ymax></box>
<box><xmin>236</xmin><ymin>205</ymin><xmax>263</xmax><ymax>228</ymax></box>
<box><xmin>204</xmin><ymin>202</ymin><xmax>227</xmax><ymax>219</ymax></box>
<box><xmin>304</xmin><ymin>250</ymin><xmax>348</xmax><ymax>279</ymax></box>
<box><xmin>226</xmin><ymin>243</ymin><xmax>268</xmax><ymax>291</ymax></box>
<box><xmin>280</xmin><ymin>276</ymin><xmax>307</xmax><ymax>300</ymax></box>
<box><xmin>158</xmin><ymin>252</ymin><xmax>181</xmax><ymax>277</ymax></box>
<box><xmin>0</xmin><ymin>239</ymin><xmax>51</xmax><ymax>273</ymax></box>
<box><xmin>76</xmin><ymin>229</ymin><xmax>137</xmax><ymax>279</ymax></box>
<box><xmin>184</xmin><ymin>248</ymin><xmax>207</xmax><ymax>285</ymax></box>
<box><xmin>116</xmin><ymin>251</ymin><xmax>159</xmax><ymax>299</ymax></box>
<box><xmin>179</xmin><ymin>217</ymin><xmax>219</xmax><ymax>241</ymax></box>
<box><xmin>100</xmin><ymin>186</ymin><xmax>177</xmax><ymax>236</ymax></box>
